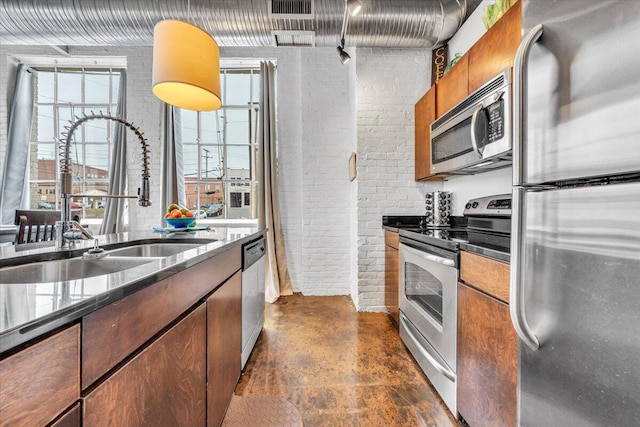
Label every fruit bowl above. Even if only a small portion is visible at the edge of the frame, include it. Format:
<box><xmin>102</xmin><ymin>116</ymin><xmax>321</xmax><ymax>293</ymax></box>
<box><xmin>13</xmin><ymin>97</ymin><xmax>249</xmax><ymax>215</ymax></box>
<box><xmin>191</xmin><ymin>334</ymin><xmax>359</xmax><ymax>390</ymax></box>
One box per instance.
<box><xmin>165</xmin><ymin>217</ymin><xmax>196</xmax><ymax>228</ymax></box>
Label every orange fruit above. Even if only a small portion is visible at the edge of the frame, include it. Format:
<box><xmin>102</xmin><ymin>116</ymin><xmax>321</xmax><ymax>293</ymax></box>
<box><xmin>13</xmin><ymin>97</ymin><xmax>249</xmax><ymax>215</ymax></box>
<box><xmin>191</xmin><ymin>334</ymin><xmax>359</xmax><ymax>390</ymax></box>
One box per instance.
<box><xmin>185</xmin><ymin>211</ymin><xmax>194</xmax><ymax>218</ymax></box>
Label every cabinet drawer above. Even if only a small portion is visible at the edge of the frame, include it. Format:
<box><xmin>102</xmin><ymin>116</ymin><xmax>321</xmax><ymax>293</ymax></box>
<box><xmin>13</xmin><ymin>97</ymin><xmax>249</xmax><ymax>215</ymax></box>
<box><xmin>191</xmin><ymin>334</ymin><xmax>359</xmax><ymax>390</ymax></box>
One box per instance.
<box><xmin>82</xmin><ymin>245</ymin><xmax>241</xmax><ymax>388</ymax></box>
<box><xmin>0</xmin><ymin>325</ymin><xmax>80</xmax><ymax>427</ymax></box>
<box><xmin>460</xmin><ymin>251</ymin><xmax>510</xmax><ymax>303</ymax></box>
<box><xmin>384</xmin><ymin>230</ymin><xmax>399</xmax><ymax>250</ymax></box>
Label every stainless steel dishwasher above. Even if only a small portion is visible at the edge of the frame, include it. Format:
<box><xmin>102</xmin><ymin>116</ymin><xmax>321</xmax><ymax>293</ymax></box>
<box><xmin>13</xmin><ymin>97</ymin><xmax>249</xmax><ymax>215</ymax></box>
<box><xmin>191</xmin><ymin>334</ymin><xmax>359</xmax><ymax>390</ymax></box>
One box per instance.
<box><xmin>241</xmin><ymin>236</ymin><xmax>266</xmax><ymax>369</ymax></box>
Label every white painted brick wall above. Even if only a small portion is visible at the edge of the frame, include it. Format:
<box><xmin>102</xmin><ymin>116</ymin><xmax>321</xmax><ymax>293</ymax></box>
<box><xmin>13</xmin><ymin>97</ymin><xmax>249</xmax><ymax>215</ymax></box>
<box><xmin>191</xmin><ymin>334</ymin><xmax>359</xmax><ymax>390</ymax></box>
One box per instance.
<box><xmin>354</xmin><ymin>48</ymin><xmax>442</xmax><ymax>311</ymax></box>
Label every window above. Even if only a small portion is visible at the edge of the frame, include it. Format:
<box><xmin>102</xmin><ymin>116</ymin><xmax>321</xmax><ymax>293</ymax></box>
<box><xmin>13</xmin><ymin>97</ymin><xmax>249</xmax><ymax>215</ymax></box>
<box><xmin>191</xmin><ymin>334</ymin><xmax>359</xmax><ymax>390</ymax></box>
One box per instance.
<box><xmin>181</xmin><ymin>68</ymin><xmax>260</xmax><ymax>221</ymax></box>
<box><xmin>29</xmin><ymin>68</ymin><xmax>121</xmax><ymax>222</ymax></box>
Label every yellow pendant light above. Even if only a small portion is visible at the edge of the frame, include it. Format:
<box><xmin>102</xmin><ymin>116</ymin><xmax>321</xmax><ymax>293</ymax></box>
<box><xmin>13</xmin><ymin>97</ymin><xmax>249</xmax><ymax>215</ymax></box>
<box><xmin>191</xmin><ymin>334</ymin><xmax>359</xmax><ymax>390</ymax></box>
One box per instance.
<box><xmin>152</xmin><ymin>19</ymin><xmax>222</xmax><ymax>111</ymax></box>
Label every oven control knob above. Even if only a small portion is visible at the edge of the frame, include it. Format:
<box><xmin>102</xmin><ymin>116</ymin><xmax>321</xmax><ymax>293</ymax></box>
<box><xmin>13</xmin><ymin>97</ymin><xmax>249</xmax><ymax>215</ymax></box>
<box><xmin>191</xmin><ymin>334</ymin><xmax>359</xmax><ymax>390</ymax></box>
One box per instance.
<box><xmin>465</xmin><ymin>203</ymin><xmax>472</xmax><ymax>209</ymax></box>
<box><xmin>472</xmin><ymin>202</ymin><xmax>479</xmax><ymax>208</ymax></box>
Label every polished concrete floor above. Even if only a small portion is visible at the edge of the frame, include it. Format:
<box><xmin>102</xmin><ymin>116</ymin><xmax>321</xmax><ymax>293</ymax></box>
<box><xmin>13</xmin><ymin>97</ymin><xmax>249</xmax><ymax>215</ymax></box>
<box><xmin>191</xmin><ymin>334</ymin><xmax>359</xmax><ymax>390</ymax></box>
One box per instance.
<box><xmin>233</xmin><ymin>294</ymin><xmax>461</xmax><ymax>426</ymax></box>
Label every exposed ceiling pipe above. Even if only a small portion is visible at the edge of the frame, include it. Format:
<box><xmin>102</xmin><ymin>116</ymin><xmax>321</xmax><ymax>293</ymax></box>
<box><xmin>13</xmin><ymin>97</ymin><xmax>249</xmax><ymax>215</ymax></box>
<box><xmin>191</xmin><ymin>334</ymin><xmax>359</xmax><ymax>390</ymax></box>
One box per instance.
<box><xmin>0</xmin><ymin>0</ymin><xmax>479</xmax><ymax>49</ymax></box>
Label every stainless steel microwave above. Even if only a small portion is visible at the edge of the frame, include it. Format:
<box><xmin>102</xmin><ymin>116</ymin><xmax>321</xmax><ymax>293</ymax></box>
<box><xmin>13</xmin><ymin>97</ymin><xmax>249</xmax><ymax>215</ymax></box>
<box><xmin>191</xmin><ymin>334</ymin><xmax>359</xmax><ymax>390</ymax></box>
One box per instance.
<box><xmin>430</xmin><ymin>68</ymin><xmax>512</xmax><ymax>174</ymax></box>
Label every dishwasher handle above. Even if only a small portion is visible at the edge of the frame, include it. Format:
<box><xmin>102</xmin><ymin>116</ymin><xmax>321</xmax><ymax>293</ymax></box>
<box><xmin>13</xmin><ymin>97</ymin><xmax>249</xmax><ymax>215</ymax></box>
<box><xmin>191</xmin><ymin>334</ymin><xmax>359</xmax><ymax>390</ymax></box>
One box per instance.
<box><xmin>242</xmin><ymin>236</ymin><xmax>266</xmax><ymax>271</ymax></box>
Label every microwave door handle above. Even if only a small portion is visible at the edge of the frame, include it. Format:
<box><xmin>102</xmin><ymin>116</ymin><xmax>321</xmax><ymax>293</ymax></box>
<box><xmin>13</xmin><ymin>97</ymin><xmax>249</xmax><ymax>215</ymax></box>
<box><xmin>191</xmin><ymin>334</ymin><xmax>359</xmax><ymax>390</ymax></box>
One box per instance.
<box><xmin>513</xmin><ymin>24</ymin><xmax>544</xmax><ymax>186</ymax></box>
<box><xmin>470</xmin><ymin>104</ymin><xmax>484</xmax><ymax>157</ymax></box>
<box><xmin>401</xmin><ymin>244</ymin><xmax>455</xmax><ymax>267</ymax></box>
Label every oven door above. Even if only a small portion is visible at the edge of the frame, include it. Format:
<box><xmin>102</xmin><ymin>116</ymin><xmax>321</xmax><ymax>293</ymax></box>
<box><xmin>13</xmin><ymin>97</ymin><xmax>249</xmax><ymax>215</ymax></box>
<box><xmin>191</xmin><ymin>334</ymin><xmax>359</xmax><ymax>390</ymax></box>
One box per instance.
<box><xmin>398</xmin><ymin>241</ymin><xmax>458</xmax><ymax>367</ymax></box>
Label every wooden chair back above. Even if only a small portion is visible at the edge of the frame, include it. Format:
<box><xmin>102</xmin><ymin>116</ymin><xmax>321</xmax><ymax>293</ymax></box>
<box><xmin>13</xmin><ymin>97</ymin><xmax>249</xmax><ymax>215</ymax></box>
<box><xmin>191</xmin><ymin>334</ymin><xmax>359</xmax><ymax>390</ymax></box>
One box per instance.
<box><xmin>14</xmin><ymin>209</ymin><xmax>61</xmax><ymax>244</ymax></box>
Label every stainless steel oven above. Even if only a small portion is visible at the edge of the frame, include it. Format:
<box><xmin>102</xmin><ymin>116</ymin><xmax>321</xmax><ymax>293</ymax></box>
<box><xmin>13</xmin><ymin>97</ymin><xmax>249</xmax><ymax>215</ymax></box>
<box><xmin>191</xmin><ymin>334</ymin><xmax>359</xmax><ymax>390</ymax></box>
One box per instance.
<box><xmin>399</xmin><ymin>237</ymin><xmax>459</xmax><ymax>415</ymax></box>
<box><xmin>430</xmin><ymin>68</ymin><xmax>512</xmax><ymax>174</ymax></box>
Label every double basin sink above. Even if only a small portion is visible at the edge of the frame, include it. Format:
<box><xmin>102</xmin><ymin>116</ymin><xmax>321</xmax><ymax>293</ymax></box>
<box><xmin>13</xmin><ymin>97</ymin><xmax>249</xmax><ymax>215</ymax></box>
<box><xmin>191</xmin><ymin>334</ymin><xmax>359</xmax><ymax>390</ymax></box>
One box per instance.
<box><xmin>0</xmin><ymin>241</ymin><xmax>215</xmax><ymax>284</ymax></box>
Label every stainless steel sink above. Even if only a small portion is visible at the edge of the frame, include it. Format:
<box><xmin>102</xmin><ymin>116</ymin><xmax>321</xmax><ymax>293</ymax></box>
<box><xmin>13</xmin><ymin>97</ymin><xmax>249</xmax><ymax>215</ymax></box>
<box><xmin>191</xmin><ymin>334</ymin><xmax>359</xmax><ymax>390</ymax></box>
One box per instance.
<box><xmin>106</xmin><ymin>243</ymin><xmax>203</xmax><ymax>258</ymax></box>
<box><xmin>0</xmin><ymin>256</ymin><xmax>156</xmax><ymax>284</ymax></box>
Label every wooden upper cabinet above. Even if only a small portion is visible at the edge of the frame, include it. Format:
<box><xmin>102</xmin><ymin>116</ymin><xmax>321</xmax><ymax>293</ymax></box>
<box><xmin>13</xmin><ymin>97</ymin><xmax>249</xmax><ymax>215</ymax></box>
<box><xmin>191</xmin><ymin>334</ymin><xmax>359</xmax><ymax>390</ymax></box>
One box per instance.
<box><xmin>415</xmin><ymin>85</ymin><xmax>437</xmax><ymax>180</ymax></box>
<box><xmin>435</xmin><ymin>51</ymin><xmax>469</xmax><ymax>117</ymax></box>
<box><xmin>468</xmin><ymin>0</ymin><xmax>522</xmax><ymax>93</ymax></box>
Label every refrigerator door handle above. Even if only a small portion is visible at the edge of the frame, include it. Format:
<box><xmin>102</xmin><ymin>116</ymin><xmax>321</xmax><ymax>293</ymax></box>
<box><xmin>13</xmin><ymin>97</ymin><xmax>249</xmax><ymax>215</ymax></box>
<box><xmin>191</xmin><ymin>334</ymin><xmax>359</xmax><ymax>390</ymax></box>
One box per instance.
<box><xmin>513</xmin><ymin>24</ymin><xmax>544</xmax><ymax>186</ymax></box>
<box><xmin>510</xmin><ymin>188</ymin><xmax>540</xmax><ymax>351</ymax></box>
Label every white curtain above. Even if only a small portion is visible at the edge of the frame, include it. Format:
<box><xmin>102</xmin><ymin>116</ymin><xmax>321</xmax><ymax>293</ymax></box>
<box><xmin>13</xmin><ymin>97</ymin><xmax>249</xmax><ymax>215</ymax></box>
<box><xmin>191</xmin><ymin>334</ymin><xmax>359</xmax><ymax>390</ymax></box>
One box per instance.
<box><xmin>160</xmin><ymin>103</ymin><xmax>185</xmax><ymax>223</ymax></box>
<box><xmin>0</xmin><ymin>63</ymin><xmax>35</xmax><ymax>225</ymax></box>
<box><xmin>259</xmin><ymin>61</ymin><xmax>293</xmax><ymax>303</ymax></box>
<box><xmin>99</xmin><ymin>69</ymin><xmax>127</xmax><ymax>234</ymax></box>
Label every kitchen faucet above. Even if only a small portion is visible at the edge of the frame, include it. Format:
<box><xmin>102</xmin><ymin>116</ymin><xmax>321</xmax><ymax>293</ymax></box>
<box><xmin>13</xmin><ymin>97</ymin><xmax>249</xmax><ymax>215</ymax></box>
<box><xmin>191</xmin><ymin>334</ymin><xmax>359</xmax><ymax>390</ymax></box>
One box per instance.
<box><xmin>56</xmin><ymin>112</ymin><xmax>151</xmax><ymax>249</ymax></box>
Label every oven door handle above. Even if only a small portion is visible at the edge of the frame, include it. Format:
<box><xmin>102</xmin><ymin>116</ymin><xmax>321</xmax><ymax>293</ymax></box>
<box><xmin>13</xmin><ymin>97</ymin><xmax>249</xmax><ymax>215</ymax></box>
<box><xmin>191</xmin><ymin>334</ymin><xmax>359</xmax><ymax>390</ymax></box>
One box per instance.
<box><xmin>400</xmin><ymin>243</ymin><xmax>455</xmax><ymax>267</ymax></box>
<box><xmin>400</xmin><ymin>315</ymin><xmax>456</xmax><ymax>382</ymax></box>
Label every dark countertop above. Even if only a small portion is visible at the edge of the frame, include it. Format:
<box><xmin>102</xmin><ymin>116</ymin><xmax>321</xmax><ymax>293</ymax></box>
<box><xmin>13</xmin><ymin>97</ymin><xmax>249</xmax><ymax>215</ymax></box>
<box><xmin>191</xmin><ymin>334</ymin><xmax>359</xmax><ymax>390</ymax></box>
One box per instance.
<box><xmin>0</xmin><ymin>226</ymin><xmax>265</xmax><ymax>355</ymax></box>
<box><xmin>382</xmin><ymin>215</ymin><xmax>510</xmax><ymax>262</ymax></box>
<box><xmin>460</xmin><ymin>242</ymin><xmax>510</xmax><ymax>263</ymax></box>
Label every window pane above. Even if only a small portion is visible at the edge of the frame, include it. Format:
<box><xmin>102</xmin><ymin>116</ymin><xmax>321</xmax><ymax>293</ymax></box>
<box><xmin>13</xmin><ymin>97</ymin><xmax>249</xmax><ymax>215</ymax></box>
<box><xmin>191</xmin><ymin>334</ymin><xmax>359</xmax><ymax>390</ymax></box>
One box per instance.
<box><xmin>225</xmin><ymin>72</ymin><xmax>251</xmax><ymax>106</ymax></box>
<box><xmin>68</xmin><ymin>145</ymin><xmax>85</xmax><ymax>178</ymax></box>
<box><xmin>31</xmin><ymin>183</ymin><xmax>57</xmax><ymax>210</ymax></box>
<box><xmin>244</xmin><ymin>192</ymin><xmax>251</xmax><ymax>206</ymax></box>
<box><xmin>251</xmin><ymin>71</ymin><xmax>260</xmax><ymax>103</ymax></box>
<box><xmin>85</xmin><ymin>144</ymin><xmax>109</xmax><ymax>173</ymax></box>
<box><xmin>230</xmin><ymin>192</ymin><xmax>242</xmax><ymax>208</ymax></box>
<box><xmin>36</xmin><ymin>105</ymin><xmax>55</xmax><ymax>141</ymax></box>
<box><xmin>85</xmin><ymin>73</ymin><xmax>111</xmax><ymax>104</ymax></box>
<box><xmin>226</xmin><ymin>145</ymin><xmax>250</xmax><ymax>171</ymax></box>
<box><xmin>225</xmin><ymin>109</ymin><xmax>250</xmax><ymax>144</ymax></box>
<box><xmin>57</xmin><ymin>72</ymin><xmax>82</xmax><ymax>103</ymax></box>
<box><xmin>200</xmin><ymin>145</ymin><xmax>223</xmax><ymax>179</ymax></box>
<box><xmin>58</xmin><ymin>106</ymin><xmax>83</xmax><ymax>140</ymax></box>
<box><xmin>83</xmin><ymin>112</ymin><xmax>109</xmax><ymax>141</ymax></box>
<box><xmin>181</xmin><ymin>109</ymin><xmax>198</xmax><ymax>143</ymax></box>
<box><xmin>32</xmin><ymin>143</ymin><xmax>57</xmax><ymax>180</ymax></box>
<box><xmin>183</xmin><ymin>144</ymin><xmax>199</xmax><ymax>178</ymax></box>
<box><xmin>37</xmin><ymin>72</ymin><xmax>55</xmax><ymax>103</ymax></box>
<box><xmin>111</xmin><ymin>73</ymin><xmax>120</xmax><ymax>102</ymax></box>
<box><xmin>200</xmin><ymin>111</ymin><xmax>222</xmax><ymax>143</ymax></box>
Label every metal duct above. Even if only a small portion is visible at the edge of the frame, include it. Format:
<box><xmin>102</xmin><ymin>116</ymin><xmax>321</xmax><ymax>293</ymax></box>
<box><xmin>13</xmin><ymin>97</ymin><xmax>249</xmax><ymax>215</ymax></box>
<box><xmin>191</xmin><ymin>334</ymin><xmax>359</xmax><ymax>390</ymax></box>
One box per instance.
<box><xmin>0</xmin><ymin>0</ymin><xmax>480</xmax><ymax>48</ymax></box>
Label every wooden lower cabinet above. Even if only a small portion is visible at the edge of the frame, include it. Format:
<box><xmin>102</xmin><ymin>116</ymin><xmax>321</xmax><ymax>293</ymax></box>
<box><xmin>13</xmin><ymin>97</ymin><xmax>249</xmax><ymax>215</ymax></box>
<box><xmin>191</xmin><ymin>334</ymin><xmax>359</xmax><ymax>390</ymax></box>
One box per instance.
<box><xmin>51</xmin><ymin>402</ymin><xmax>82</xmax><ymax>427</ymax></box>
<box><xmin>207</xmin><ymin>271</ymin><xmax>242</xmax><ymax>427</ymax></box>
<box><xmin>457</xmin><ymin>282</ymin><xmax>517</xmax><ymax>427</ymax></box>
<box><xmin>0</xmin><ymin>325</ymin><xmax>80</xmax><ymax>427</ymax></box>
<box><xmin>83</xmin><ymin>305</ymin><xmax>207</xmax><ymax>427</ymax></box>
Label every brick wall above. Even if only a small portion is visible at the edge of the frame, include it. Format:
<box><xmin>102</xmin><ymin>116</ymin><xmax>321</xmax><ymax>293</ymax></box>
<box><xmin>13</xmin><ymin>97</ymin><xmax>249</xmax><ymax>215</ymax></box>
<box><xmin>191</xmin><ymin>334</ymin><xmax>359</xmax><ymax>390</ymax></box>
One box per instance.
<box><xmin>354</xmin><ymin>48</ymin><xmax>441</xmax><ymax>311</ymax></box>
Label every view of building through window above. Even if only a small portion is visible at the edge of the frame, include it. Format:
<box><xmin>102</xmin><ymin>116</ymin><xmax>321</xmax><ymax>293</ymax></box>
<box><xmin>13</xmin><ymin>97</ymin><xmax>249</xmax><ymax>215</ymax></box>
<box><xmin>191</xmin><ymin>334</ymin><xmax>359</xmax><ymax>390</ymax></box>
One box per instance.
<box><xmin>180</xmin><ymin>68</ymin><xmax>260</xmax><ymax>221</ymax></box>
<box><xmin>29</xmin><ymin>68</ymin><xmax>121</xmax><ymax>221</ymax></box>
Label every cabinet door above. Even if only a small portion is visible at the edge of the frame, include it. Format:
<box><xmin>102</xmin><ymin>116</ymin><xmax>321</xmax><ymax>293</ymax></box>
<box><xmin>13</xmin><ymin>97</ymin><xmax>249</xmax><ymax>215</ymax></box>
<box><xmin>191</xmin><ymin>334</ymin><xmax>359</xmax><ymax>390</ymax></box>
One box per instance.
<box><xmin>457</xmin><ymin>283</ymin><xmax>517</xmax><ymax>427</ymax></box>
<box><xmin>51</xmin><ymin>402</ymin><xmax>81</xmax><ymax>427</ymax></box>
<box><xmin>415</xmin><ymin>85</ymin><xmax>437</xmax><ymax>180</ymax></box>
<box><xmin>0</xmin><ymin>324</ymin><xmax>80</xmax><ymax>427</ymax></box>
<box><xmin>84</xmin><ymin>305</ymin><xmax>207</xmax><ymax>427</ymax></box>
<box><xmin>436</xmin><ymin>52</ymin><xmax>469</xmax><ymax>117</ymax></box>
<box><xmin>207</xmin><ymin>271</ymin><xmax>242</xmax><ymax>427</ymax></box>
<box><xmin>384</xmin><ymin>242</ymin><xmax>399</xmax><ymax>328</ymax></box>
<box><xmin>468</xmin><ymin>0</ymin><xmax>522</xmax><ymax>93</ymax></box>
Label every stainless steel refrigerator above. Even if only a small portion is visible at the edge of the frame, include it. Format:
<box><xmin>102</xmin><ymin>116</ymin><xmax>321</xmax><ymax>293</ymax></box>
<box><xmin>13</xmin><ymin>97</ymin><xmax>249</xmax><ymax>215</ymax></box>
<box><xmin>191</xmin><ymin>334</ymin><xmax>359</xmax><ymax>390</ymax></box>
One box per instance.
<box><xmin>510</xmin><ymin>1</ymin><xmax>640</xmax><ymax>426</ymax></box>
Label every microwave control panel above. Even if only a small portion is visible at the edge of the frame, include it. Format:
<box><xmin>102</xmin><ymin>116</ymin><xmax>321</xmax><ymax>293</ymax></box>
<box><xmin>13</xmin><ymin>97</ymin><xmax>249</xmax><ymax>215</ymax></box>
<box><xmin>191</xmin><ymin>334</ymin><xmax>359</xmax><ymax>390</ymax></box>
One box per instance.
<box><xmin>487</xmin><ymin>99</ymin><xmax>505</xmax><ymax>143</ymax></box>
